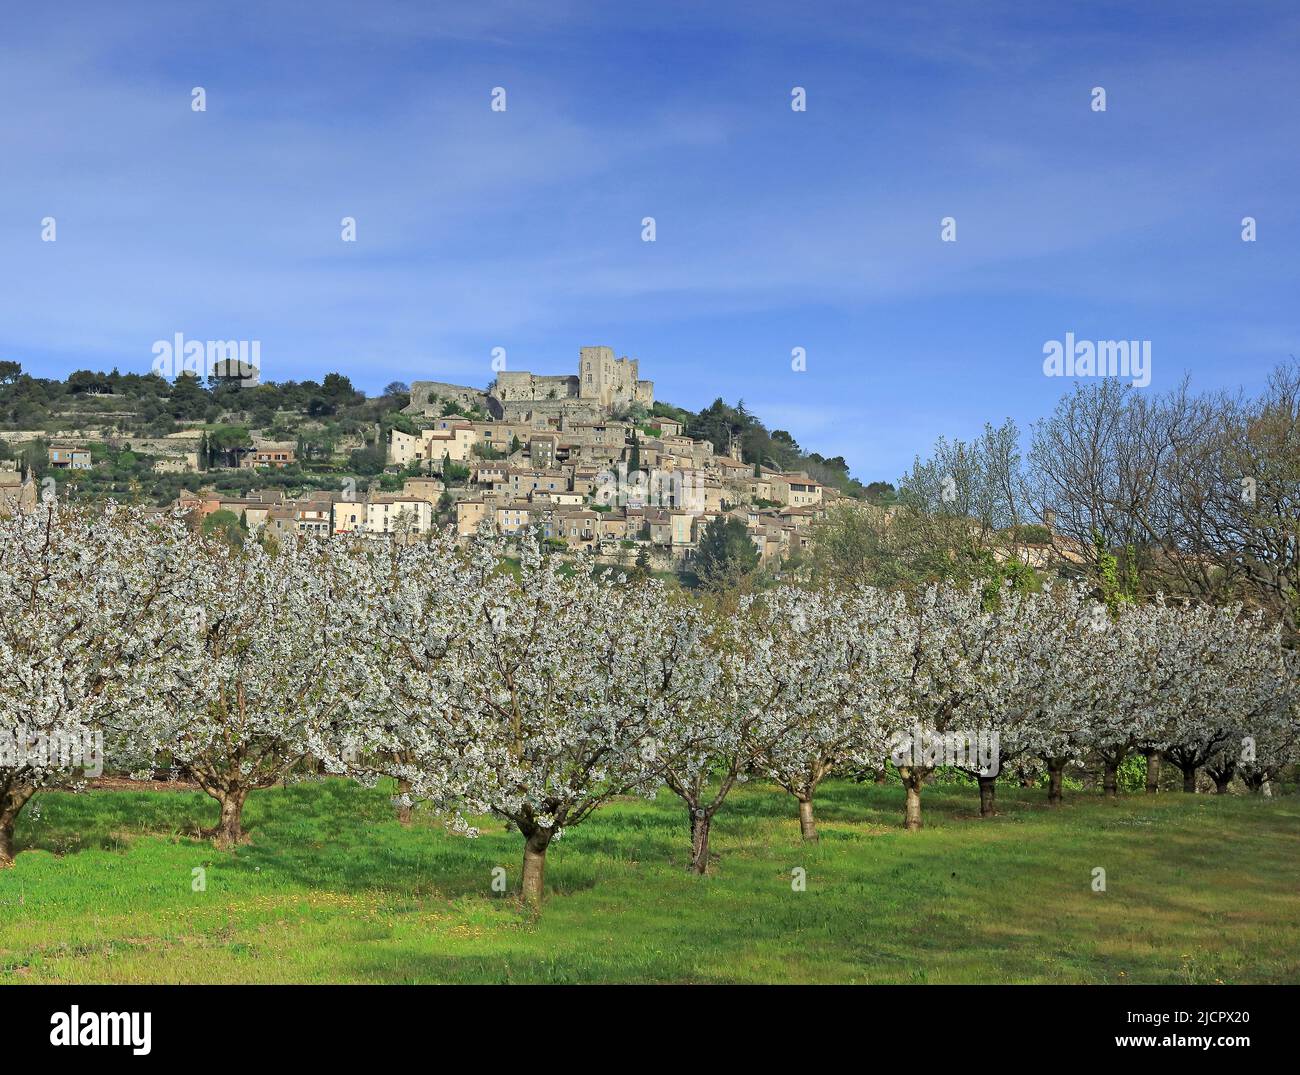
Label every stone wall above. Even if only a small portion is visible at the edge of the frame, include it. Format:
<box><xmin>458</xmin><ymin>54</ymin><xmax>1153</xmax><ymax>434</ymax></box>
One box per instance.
<box><xmin>493</xmin><ymin>372</ymin><xmax>579</xmax><ymax>402</ymax></box>
<box><xmin>406</xmin><ymin>381</ymin><xmax>491</xmax><ymax>415</ymax></box>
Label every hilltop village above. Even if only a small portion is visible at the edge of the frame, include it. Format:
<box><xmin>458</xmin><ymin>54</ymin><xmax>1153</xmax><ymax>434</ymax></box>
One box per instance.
<box><xmin>181</xmin><ymin>347</ymin><xmax>833</xmax><ymax>567</ymax></box>
<box><xmin>0</xmin><ymin>348</ymin><xmax>843</xmax><ymax>571</ymax></box>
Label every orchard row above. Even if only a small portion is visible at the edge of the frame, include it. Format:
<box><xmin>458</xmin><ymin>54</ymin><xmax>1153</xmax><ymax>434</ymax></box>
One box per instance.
<box><xmin>1</xmin><ymin>502</ymin><xmax>1295</xmax><ymax>906</ymax></box>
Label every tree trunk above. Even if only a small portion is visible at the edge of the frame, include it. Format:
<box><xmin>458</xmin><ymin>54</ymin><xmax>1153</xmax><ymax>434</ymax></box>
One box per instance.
<box><xmin>1046</xmin><ymin>758</ymin><xmax>1066</xmax><ymax>805</ymax></box>
<box><xmin>874</xmin><ymin>769</ymin><xmax>889</xmax><ymax>785</ymax></box>
<box><xmin>395</xmin><ymin>778</ymin><xmax>413</xmax><ymax>826</ymax></box>
<box><xmin>1143</xmin><ymin>749</ymin><xmax>1162</xmax><ymax>794</ymax></box>
<box><xmin>208</xmin><ymin>787</ymin><xmax>248</xmax><ymax>847</ymax></box>
<box><xmin>977</xmin><ymin>775</ymin><xmax>997</xmax><ymax>817</ymax></box>
<box><xmin>0</xmin><ymin>783</ymin><xmax>35</xmax><ymax>868</ymax></box>
<box><xmin>1102</xmin><ymin>760</ymin><xmax>1119</xmax><ymax>798</ymax></box>
<box><xmin>689</xmin><ymin>810</ymin><xmax>712</xmax><ymax>874</ymax></box>
<box><xmin>1181</xmin><ymin>765</ymin><xmax>1197</xmax><ymax>793</ymax></box>
<box><xmin>900</xmin><ymin>768</ymin><xmax>924</xmax><ymax>831</ymax></box>
<box><xmin>520</xmin><ymin>827</ymin><xmax>552</xmax><ymax>906</ymax></box>
<box><xmin>1213</xmin><ymin>775</ymin><xmax>1231</xmax><ymax>794</ymax></box>
<box><xmin>797</xmin><ymin>796</ymin><xmax>817</xmax><ymax>841</ymax></box>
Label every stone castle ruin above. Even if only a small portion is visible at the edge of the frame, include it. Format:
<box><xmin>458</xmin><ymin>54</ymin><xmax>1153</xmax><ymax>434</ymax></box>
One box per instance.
<box><xmin>406</xmin><ymin>346</ymin><xmax>654</xmax><ymax>426</ymax></box>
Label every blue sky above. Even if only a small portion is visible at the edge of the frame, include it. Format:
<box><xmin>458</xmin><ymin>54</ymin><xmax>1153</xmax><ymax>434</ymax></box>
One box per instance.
<box><xmin>2</xmin><ymin>1</ymin><xmax>1297</xmax><ymax>482</ymax></box>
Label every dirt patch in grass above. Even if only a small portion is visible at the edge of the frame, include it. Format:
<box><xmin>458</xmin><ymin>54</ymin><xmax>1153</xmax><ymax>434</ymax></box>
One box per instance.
<box><xmin>84</xmin><ymin>776</ymin><xmax>202</xmax><ymax>792</ymax></box>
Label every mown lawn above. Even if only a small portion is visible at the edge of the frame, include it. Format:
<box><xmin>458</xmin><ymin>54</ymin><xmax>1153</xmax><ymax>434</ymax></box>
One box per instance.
<box><xmin>1</xmin><ymin>778</ymin><xmax>1297</xmax><ymax>983</ymax></box>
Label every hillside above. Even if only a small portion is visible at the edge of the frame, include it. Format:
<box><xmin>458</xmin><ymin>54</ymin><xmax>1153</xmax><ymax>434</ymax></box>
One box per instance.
<box><xmin>0</xmin><ymin>362</ymin><xmax>870</xmax><ymax>504</ymax></box>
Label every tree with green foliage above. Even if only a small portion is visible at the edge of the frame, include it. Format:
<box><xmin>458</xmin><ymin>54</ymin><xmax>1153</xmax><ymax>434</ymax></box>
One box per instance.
<box><xmin>207</xmin><ymin>426</ymin><xmax>252</xmax><ymax>468</ymax></box>
<box><xmin>1093</xmin><ymin>530</ymin><xmax>1140</xmax><ymax>612</ymax></box>
<box><xmin>694</xmin><ymin>516</ymin><xmax>760</xmax><ymax>591</ymax></box>
<box><xmin>349</xmin><ymin>445</ymin><xmax>387</xmax><ymax>475</ymax></box>
<box><xmin>628</xmin><ymin>430</ymin><xmax>641</xmax><ymax>477</ymax></box>
<box><xmin>442</xmin><ymin>453</ymin><xmax>470</xmax><ymax>484</ymax></box>
<box><xmin>167</xmin><ymin>373</ymin><xmax>210</xmax><ymax>420</ymax></box>
<box><xmin>200</xmin><ymin>509</ymin><xmax>246</xmax><ymax>549</ymax></box>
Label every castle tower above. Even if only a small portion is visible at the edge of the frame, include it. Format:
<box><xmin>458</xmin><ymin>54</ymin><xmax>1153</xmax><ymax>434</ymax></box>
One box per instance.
<box><xmin>579</xmin><ymin>346</ymin><xmax>617</xmax><ymax>406</ymax></box>
<box><xmin>579</xmin><ymin>346</ymin><xmax>651</xmax><ymax>410</ymax></box>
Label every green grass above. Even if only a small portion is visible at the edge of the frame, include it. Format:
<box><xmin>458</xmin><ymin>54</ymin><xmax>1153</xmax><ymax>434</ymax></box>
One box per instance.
<box><xmin>2</xmin><ymin>778</ymin><xmax>1297</xmax><ymax>983</ymax></box>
